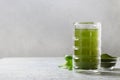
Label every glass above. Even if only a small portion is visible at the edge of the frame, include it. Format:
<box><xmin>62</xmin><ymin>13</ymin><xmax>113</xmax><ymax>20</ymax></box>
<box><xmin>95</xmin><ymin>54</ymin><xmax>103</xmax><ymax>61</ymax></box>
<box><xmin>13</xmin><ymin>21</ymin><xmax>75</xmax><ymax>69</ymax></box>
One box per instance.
<box><xmin>73</xmin><ymin>22</ymin><xmax>101</xmax><ymax>72</ymax></box>
<box><xmin>100</xmin><ymin>57</ymin><xmax>119</xmax><ymax>73</ymax></box>
<box><xmin>101</xmin><ymin>57</ymin><xmax>117</xmax><ymax>70</ymax></box>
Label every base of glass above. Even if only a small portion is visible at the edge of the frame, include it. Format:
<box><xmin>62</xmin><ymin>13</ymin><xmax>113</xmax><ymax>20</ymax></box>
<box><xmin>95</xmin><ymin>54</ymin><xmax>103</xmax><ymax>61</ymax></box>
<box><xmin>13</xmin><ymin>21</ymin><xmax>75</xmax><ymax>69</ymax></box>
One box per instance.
<box><xmin>74</xmin><ymin>68</ymin><xmax>100</xmax><ymax>74</ymax></box>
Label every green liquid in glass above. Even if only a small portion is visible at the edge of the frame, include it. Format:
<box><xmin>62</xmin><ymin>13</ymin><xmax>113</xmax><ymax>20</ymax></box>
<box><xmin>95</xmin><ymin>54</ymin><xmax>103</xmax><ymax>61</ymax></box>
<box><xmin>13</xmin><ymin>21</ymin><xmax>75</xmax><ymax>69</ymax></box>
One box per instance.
<box><xmin>74</xmin><ymin>29</ymin><xmax>99</xmax><ymax>70</ymax></box>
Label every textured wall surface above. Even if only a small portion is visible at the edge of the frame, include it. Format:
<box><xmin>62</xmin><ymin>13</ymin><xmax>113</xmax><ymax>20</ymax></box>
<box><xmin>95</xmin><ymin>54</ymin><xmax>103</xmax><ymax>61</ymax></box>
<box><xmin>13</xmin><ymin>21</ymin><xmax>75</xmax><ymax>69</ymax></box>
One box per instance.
<box><xmin>0</xmin><ymin>0</ymin><xmax>120</xmax><ymax>57</ymax></box>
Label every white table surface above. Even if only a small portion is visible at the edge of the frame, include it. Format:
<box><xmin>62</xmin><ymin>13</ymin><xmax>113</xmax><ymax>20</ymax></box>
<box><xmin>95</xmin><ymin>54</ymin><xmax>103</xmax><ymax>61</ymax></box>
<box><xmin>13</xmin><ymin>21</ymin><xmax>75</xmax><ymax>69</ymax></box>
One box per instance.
<box><xmin>0</xmin><ymin>57</ymin><xmax>120</xmax><ymax>80</ymax></box>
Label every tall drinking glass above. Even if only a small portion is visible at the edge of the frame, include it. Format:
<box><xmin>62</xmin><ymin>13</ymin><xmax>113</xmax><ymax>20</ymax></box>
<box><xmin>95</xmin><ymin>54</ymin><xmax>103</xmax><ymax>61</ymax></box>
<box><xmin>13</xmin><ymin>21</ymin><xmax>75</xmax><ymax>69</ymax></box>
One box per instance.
<box><xmin>73</xmin><ymin>22</ymin><xmax>101</xmax><ymax>72</ymax></box>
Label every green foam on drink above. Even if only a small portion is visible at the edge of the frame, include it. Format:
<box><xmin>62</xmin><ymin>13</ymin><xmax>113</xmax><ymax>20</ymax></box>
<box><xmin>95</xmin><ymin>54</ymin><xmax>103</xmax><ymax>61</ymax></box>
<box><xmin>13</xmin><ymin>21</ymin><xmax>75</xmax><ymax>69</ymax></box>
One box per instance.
<box><xmin>79</xmin><ymin>22</ymin><xmax>94</xmax><ymax>24</ymax></box>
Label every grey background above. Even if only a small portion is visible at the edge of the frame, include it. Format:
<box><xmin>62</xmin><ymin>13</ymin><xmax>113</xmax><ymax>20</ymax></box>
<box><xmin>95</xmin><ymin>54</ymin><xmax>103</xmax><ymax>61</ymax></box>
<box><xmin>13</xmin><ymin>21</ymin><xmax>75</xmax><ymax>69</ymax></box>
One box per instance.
<box><xmin>0</xmin><ymin>0</ymin><xmax>120</xmax><ymax>57</ymax></box>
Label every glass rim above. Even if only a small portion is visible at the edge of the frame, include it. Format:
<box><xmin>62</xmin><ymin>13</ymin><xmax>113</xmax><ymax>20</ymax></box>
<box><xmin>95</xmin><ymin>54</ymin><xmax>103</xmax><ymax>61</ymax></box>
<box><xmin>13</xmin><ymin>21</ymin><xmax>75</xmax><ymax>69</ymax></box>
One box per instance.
<box><xmin>74</xmin><ymin>22</ymin><xmax>101</xmax><ymax>25</ymax></box>
<box><xmin>74</xmin><ymin>22</ymin><xmax>101</xmax><ymax>29</ymax></box>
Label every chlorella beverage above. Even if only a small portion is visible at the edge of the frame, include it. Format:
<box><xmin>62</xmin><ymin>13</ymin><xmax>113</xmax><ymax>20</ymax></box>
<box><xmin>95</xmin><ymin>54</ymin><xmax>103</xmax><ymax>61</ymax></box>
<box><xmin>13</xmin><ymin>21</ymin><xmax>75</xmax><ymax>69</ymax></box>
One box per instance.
<box><xmin>73</xmin><ymin>22</ymin><xmax>101</xmax><ymax>72</ymax></box>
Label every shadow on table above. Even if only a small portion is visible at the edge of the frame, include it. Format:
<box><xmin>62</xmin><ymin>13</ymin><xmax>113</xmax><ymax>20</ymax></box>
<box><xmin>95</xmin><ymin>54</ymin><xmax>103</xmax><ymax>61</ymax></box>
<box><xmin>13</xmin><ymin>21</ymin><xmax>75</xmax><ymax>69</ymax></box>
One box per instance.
<box><xmin>80</xmin><ymin>68</ymin><xmax>120</xmax><ymax>77</ymax></box>
<box><xmin>112</xmin><ymin>68</ymin><xmax>120</xmax><ymax>71</ymax></box>
<box><xmin>100</xmin><ymin>68</ymin><xmax>120</xmax><ymax>77</ymax></box>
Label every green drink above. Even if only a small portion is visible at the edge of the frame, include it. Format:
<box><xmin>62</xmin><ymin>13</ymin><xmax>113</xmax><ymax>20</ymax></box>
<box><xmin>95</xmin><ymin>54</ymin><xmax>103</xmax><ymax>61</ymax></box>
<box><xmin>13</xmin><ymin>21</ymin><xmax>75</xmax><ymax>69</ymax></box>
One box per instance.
<box><xmin>73</xmin><ymin>22</ymin><xmax>101</xmax><ymax>72</ymax></box>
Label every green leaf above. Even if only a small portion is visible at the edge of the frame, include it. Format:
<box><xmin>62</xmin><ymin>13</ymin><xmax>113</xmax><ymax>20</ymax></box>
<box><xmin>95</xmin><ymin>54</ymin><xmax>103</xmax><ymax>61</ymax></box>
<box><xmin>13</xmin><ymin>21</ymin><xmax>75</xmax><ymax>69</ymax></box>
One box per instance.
<box><xmin>59</xmin><ymin>55</ymin><xmax>73</xmax><ymax>71</ymax></box>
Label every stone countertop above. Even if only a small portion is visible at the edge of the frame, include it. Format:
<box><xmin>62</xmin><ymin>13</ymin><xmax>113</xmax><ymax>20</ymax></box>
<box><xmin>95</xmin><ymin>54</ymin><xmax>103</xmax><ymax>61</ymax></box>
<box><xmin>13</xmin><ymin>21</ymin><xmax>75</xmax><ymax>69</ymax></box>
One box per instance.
<box><xmin>0</xmin><ymin>57</ymin><xmax>120</xmax><ymax>80</ymax></box>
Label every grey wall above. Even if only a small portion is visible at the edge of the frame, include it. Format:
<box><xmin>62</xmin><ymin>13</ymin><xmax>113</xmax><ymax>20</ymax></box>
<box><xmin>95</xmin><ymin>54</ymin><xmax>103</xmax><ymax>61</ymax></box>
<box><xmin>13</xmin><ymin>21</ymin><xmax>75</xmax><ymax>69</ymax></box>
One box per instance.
<box><xmin>0</xmin><ymin>0</ymin><xmax>120</xmax><ymax>57</ymax></box>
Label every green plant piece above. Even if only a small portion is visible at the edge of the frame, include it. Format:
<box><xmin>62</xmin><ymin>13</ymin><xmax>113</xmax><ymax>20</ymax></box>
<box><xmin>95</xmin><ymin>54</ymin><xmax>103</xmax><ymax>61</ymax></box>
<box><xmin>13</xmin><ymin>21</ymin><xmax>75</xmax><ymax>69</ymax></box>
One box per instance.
<box><xmin>101</xmin><ymin>53</ymin><xmax>117</xmax><ymax>68</ymax></box>
<box><xmin>59</xmin><ymin>55</ymin><xmax>73</xmax><ymax>70</ymax></box>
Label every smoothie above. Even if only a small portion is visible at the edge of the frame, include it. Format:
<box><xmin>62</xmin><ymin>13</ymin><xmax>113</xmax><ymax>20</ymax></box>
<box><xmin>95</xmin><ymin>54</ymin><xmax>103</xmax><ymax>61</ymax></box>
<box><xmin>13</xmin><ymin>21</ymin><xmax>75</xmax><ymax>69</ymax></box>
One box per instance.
<box><xmin>74</xmin><ymin>28</ymin><xmax>99</xmax><ymax>70</ymax></box>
